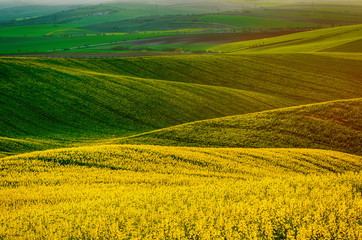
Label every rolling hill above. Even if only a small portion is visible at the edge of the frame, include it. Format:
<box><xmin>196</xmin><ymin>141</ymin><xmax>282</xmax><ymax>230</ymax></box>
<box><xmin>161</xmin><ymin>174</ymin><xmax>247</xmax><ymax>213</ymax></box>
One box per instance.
<box><xmin>119</xmin><ymin>98</ymin><xmax>362</xmax><ymax>155</ymax></box>
<box><xmin>0</xmin><ymin>5</ymin><xmax>76</xmax><ymax>22</ymax></box>
<box><xmin>211</xmin><ymin>24</ymin><xmax>362</xmax><ymax>53</ymax></box>
<box><xmin>0</xmin><ymin>56</ymin><xmax>290</xmax><ymax>156</ymax></box>
<box><xmin>4</xmin><ymin>145</ymin><xmax>362</xmax><ymax>179</ymax></box>
<box><xmin>1</xmin><ymin>53</ymin><xmax>362</xmax><ymax>156</ymax></box>
<box><xmin>0</xmin><ymin>1</ymin><xmax>242</xmax><ymax>27</ymax></box>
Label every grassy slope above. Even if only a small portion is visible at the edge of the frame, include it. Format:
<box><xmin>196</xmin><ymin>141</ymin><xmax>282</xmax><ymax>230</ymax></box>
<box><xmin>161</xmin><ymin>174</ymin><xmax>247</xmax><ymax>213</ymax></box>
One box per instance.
<box><xmin>0</xmin><ymin>57</ymin><xmax>289</xmax><ymax>156</ymax></box>
<box><xmin>68</xmin><ymin>2</ymin><xmax>243</xmax><ymax>26</ymax></box>
<box><xmin>253</xmin><ymin>3</ymin><xmax>362</xmax><ymax>25</ymax></box>
<box><xmin>223</xmin><ymin>1</ymin><xmax>362</xmax><ymax>26</ymax></box>
<box><xmin>82</xmin><ymin>15</ymin><xmax>230</xmax><ymax>33</ymax></box>
<box><xmin>198</xmin><ymin>15</ymin><xmax>322</xmax><ymax>29</ymax></box>
<box><xmin>1</xmin><ymin>144</ymin><xmax>361</xmax><ymax>239</ymax></box>
<box><xmin>0</xmin><ymin>5</ymin><xmax>75</xmax><ymax>22</ymax></box>
<box><xmin>224</xmin><ymin>0</ymin><xmax>297</xmax><ymax>8</ymax></box>
<box><xmin>119</xmin><ymin>99</ymin><xmax>362</xmax><ymax>155</ymax></box>
<box><xmin>1</xmin><ymin>53</ymin><xmax>362</xmax><ymax>156</ymax></box>
<box><xmin>0</xmin><ymin>32</ymin><xmax>186</xmax><ymax>54</ymax></box>
<box><xmin>211</xmin><ymin>24</ymin><xmax>362</xmax><ymax>53</ymax></box>
<box><xmin>77</xmin><ymin>54</ymin><xmax>361</xmax><ymax>103</ymax></box>
<box><xmin>0</xmin><ymin>24</ymin><xmax>84</xmax><ymax>37</ymax></box>
<box><xmin>323</xmin><ymin>39</ymin><xmax>362</xmax><ymax>53</ymax></box>
<box><xmin>2</xmin><ymin>2</ymin><xmax>241</xmax><ymax>27</ymax></box>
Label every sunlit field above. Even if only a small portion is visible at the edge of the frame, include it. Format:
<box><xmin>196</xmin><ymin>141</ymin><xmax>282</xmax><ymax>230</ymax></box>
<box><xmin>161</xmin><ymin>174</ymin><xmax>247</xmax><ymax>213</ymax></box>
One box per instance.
<box><xmin>1</xmin><ymin>146</ymin><xmax>361</xmax><ymax>239</ymax></box>
<box><xmin>1</xmin><ymin>0</ymin><xmax>362</xmax><ymax>239</ymax></box>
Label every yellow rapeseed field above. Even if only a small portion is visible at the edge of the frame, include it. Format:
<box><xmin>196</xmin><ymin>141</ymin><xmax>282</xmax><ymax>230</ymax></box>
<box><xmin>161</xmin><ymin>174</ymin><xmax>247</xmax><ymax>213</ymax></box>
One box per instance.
<box><xmin>1</xmin><ymin>145</ymin><xmax>361</xmax><ymax>239</ymax></box>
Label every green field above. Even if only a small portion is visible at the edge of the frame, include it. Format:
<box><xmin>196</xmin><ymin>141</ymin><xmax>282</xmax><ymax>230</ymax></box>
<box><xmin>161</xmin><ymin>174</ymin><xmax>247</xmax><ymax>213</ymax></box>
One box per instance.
<box><xmin>224</xmin><ymin>0</ymin><xmax>297</xmax><ymax>8</ymax></box>
<box><xmin>69</xmin><ymin>3</ymin><xmax>225</xmax><ymax>26</ymax></box>
<box><xmin>0</xmin><ymin>32</ymin><xmax>194</xmax><ymax>54</ymax></box>
<box><xmin>0</xmin><ymin>2</ymin><xmax>240</xmax><ymax>54</ymax></box>
<box><xmin>255</xmin><ymin>3</ymin><xmax>362</xmax><ymax>25</ymax></box>
<box><xmin>323</xmin><ymin>39</ymin><xmax>362</xmax><ymax>53</ymax></box>
<box><xmin>0</xmin><ymin>2</ymin><xmax>242</xmax><ymax>27</ymax></box>
<box><xmin>0</xmin><ymin>56</ymin><xmax>289</xmax><ymax>156</ymax></box>
<box><xmin>223</xmin><ymin>1</ymin><xmax>362</xmax><ymax>25</ymax></box>
<box><xmin>120</xmin><ymin>98</ymin><xmax>362</xmax><ymax>155</ymax></box>
<box><xmin>1</xmin><ymin>0</ymin><xmax>361</xmax><ymax>55</ymax></box>
<box><xmin>211</xmin><ymin>24</ymin><xmax>362</xmax><ymax>53</ymax></box>
<box><xmin>198</xmin><ymin>15</ymin><xmax>323</xmax><ymax>29</ymax></box>
<box><xmin>0</xmin><ymin>24</ymin><xmax>85</xmax><ymax>37</ymax></box>
<box><xmin>0</xmin><ymin>24</ymin><xmax>216</xmax><ymax>54</ymax></box>
<box><xmin>1</xmin><ymin>53</ymin><xmax>362</xmax><ymax>157</ymax></box>
<box><xmin>0</xmin><ymin>5</ymin><xmax>74</xmax><ymax>22</ymax></box>
<box><xmin>82</xmin><ymin>15</ymin><xmax>230</xmax><ymax>34</ymax></box>
<box><xmin>108</xmin><ymin>43</ymin><xmax>214</xmax><ymax>53</ymax></box>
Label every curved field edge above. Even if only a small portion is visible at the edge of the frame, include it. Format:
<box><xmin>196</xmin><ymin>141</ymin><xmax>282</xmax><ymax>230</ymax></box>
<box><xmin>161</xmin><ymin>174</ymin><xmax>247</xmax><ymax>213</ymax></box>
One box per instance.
<box><xmin>210</xmin><ymin>24</ymin><xmax>362</xmax><ymax>53</ymax></box>
<box><xmin>0</xmin><ymin>137</ymin><xmax>64</xmax><ymax>158</ymax></box>
<box><xmin>118</xmin><ymin>98</ymin><xmax>362</xmax><ymax>155</ymax></box>
<box><xmin>0</xmin><ymin>57</ymin><xmax>291</xmax><ymax>155</ymax></box>
<box><xmin>2</xmin><ymin>54</ymin><xmax>361</xmax><ymax>102</ymax></box>
<box><xmin>3</xmin><ymin>144</ymin><xmax>362</xmax><ymax>178</ymax></box>
<box><xmin>1</xmin><ymin>53</ymin><xmax>361</xmax><ymax>156</ymax></box>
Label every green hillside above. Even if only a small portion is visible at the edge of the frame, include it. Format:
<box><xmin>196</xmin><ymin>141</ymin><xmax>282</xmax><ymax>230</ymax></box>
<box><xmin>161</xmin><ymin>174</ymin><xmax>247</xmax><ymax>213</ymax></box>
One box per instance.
<box><xmin>198</xmin><ymin>15</ymin><xmax>322</xmax><ymax>29</ymax></box>
<box><xmin>243</xmin><ymin>1</ymin><xmax>362</xmax><ymax>25</ymax></box>
<box><xmin>120</xmin><ymin>99</ymin><xmax>362</xmax><ymax>155</ymax></box>
<box><xmin>83</xmin><ymin>15</ymin><xmax>229</xmax><ymax>33</ymax></box>
<box><xmin>2</xmin><ymin>2</ymin><xmax>241</xmax><ymax>27</ymax></box>
<box><xmin>0</xmin><ymin>57</ymin><xmax>287</xmax><ymax>156</ymax></box>
<box><xmin>211</xmin><ymin>24</ymin><xmax>362</xmax><ymax>53</ymax></box>
<box><xmin>1</xmin><ymin>145</ymin><xmax>361</xmax><ymax>239</ymax></box>
<box><xmin>2</xmin><ymin>53</ymin><xmax>359</xmax><ymax>102</ymax></box>
<box><xmin>1</xmin><ymin>54</ymin><xmax>362</xmax><ymax>156</ymax></box>
<box><xmin>0</xmin><ymin>24</ymin><xmax>84</xmax><ymax>37</ymax></box>
<box><xmin>0</xmin><ymin>5</ymin><xmax>75</xmax><ymax>22</ymax></box>
<box><xmin>0</xmin><ymin>32</ymin><xmax>185</xmax><ymax>54</ymax></box>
